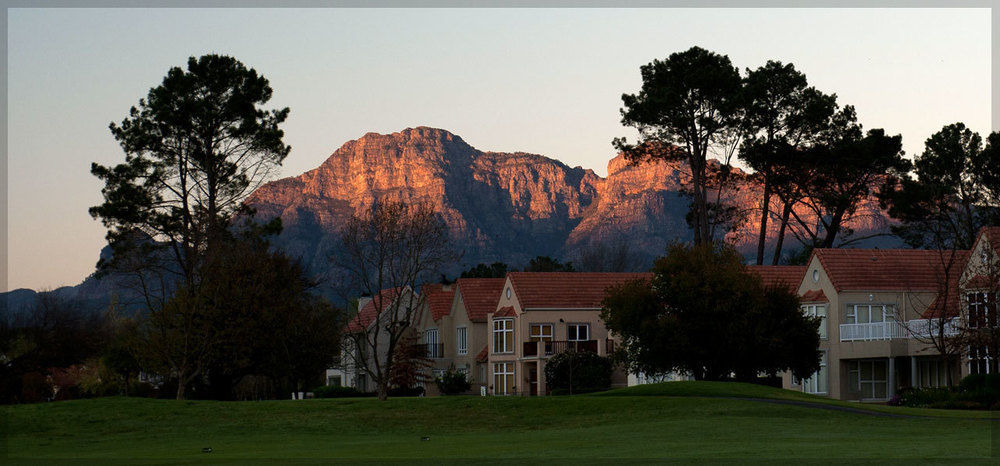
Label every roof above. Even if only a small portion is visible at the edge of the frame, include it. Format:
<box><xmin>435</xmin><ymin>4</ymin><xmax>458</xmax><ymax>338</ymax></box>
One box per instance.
<box><xmin>980</xmin><ymin>226</ymin><xmax>1000</xmax><ymax>255</ymax></box>
<box><xmin>475</xmin><ymin>345</ymin><xmax>489</xmax><ymax>363</ymax></box>
<box><xmin>422</xmin><ymin>283</ymin><xmax>456</xmax><ymax>321</ymax></box>
<box><xmin>747</xmin><ymin>266</ymin><xmax>806</xmax><ymax>293</ymax></box>
<box><xmin>345</xmin><ymin>287</ymin><xmax>403</xmax><ymax>333</ymax></box>
<box><xmin>965</xmin><ymin>275</ymin><xmax>998</xmax><ymax>290</ymax></box>
<box><xmin>455</xmin><ymin>278</ymin><xmax>507</xmax><ymax>322</ymax></box>
<box><xmin>800</xmin><ymin>289</ymin><xmax>828</xmax><ymax>303</ymax></box>
<box><xmin>923</xmin><ymin>291</ymin><xmax>961</xmax><ymax>319</ymax></box>
<box><xmin>492</xmin><ymin>306</ymin><xmax>516</xmax><ymax>317</ymax></box>
<box><xmin>811</xmin><ymin>249</ymin><xmax>970</xmax><ymax>292</ymax></box>
<box><xmin>507</xmin><ymin>272</ymin><xmax>652</xmax><ymax>310</ymax></box>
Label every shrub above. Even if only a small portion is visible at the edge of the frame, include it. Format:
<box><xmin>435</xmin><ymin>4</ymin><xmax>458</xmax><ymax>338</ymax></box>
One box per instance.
<box><xmin>898</xmin><ymin>387</ymin><xmax>953</xmax><ymax>407</ymax></box>
<box><xmin>544</xmin><ymin>350</ymin><xmax>613</xmax><ymax>394</ymax></box>
<box><xmin>313</xmin><ymin>385</ymin><xmax>370</xmax><ymax>398</ymax></box>
<box><xmin>435</xmin><ymin>367</ymin><xmax>472</xmax><ymax>395</ymax></box>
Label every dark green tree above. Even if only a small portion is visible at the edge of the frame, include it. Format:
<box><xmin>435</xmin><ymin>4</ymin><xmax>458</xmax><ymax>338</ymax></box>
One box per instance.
<box><xmin>601</xmin><ymin>243</ymin><xmax>820</xmax><ymax>382</ymax></box>
<box><xmin>543</xmin><ymin>350</ymin><xmax>613</xmax><ymax>395</ymax></box>
<box><xmin>740</xmin><ymin>61</ymin><xmax>838</xmax><ymax>264</ymax></box>
<box><xmin>460</xmin><ymin>262</ymin><xmax>510</xmax><ymax>278</ymax></box>
<box><xmin>880</xmin><ymin>123</ymin><xmax>1000</xmax><ymax>250</ymax></box>
<box><xmin>90</xmin><ymin>54</ymin><xmax>290</xmax><ymax>294</ymax></box>
<box><xmin>523</xmin><ymin>256</ymin><xmax>575</xmax><ymax>272</ymax></box>
<box><xmin>614</xmin><ymin>46</ymin><xmax>744</xmax><ymax>245</ymax></box>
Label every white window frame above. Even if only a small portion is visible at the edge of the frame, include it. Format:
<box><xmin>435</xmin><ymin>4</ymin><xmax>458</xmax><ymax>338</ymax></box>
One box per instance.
<box><xmin>846</xmin><ymin>304</ymin><xmax>891</xmax><ymax>325</ymax></box>
<box><xmin>456</xmin><ymin>326</ymin><xmax>468</xmax><ymax>356</ymax></box>
<box><xmin>424</xmin><ymin>328</ymin><xmax>440</xmax><ymax>358</ymax></box>
<box><xmin>851</xmin><ymin>359</ymin><xmax>889</xmax><ymax>400</ymax></box>
<box><xmin>802</xmin><ymin>304</ymin><xmax>828</xmax><ymax>340</ymax></box>
<box><xmin>493</xmin><ymin>362</ymin><xmax>515</xmax><ymax>395</ymax></box>
<box><xmin>493</xmin><ymin>318</ymin><xmax>514</xmax><ymax>353</ymax></box>
<box><xmin>801</xmin><ymin>351</ymin><xmax>828</xmax><ymax>395</ymax></box>
<box><xmin>567</xmin><ymin>323</ymin><xmax>590</xmax><ymax>341</ymax></box>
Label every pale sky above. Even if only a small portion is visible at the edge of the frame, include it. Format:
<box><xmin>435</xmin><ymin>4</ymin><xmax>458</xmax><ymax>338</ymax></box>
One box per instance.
<box><xmin>6</xmin><ymin>8</ymin><xmax>992</xmax><ymax>292</ymax></box>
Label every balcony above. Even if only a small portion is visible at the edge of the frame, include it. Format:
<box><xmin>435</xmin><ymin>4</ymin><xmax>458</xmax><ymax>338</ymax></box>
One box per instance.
<box><xmin>522</xmin><ymin>339</ymin><xmax>603</xmax><ymax>357</ymax></box>
<box><xmin>414</xmin><ymin>343</ymin><xmax>445</xmax><ymax>359</ymax></box>
<box><xmin>839</xmin><ymin>321</ymin><xmax>907</xmax><ymax>341</ymax></box>
<box><xmin>839</xmin><ymin>318</ymin><xmax>962</xmax><ymax>342</ymax></box>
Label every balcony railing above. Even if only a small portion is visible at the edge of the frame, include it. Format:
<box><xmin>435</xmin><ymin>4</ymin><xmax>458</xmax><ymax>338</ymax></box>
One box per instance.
<box><xmin>414</xmin><ymin>343</ymin><xmax>445</xmax><ymax>359</ymax></box>
<box><xmin>839</xmin><ymin>321</ymin><xmax>907</xmax><ymax>341</ymax></box>
<box><xmin>523</xmin><ymin>339</ymin><xmax>601</xmax><ymax>357</ymax></box>
<box><xmin>839</xmin><ymin>318</ymin><xmax>962</xmax><ymax>342</ymax></box>
<box><xmin>906</xmin><ymin>318</ymin><xmax>961</xmax><ymax>339</ymax></box>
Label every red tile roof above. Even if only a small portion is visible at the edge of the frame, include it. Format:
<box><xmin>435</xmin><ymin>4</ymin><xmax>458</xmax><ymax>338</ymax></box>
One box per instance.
<box><xmin>981</xmin><ymin>226</ymin><xmax>1000</xmax><ymax>255</ymax></box>
<box><xmin>747</xmin><ymin>266</ymin><xmax>806</xmax><ymax>293</ymax></box>
<box><xmin>422</xmin><ymin>283</ymin><xmax>456</xmax><ymax>321</ymax></box>
<box><xmin>456</xmin><ymin>278</ymin><xmax>507</xmax><ymax>323</ymax></box>
<box><xmin>800</xmin><ymin>289</ymin><xmax>828</xmax><ymax>303</ymax></box>
<box><xmin>492</xmin><ymin>306</ymin><xmax>516</xmax><ymax>318</ymax></box>
<box><xmin>345</xmin><ymin>287</ymin><xmax>403</xmax><ymax>333</ymax></box>
<box><xmin>507</xmin><ymin>272</ymin><xmax>652</xmax><ymax>310</ymax></box>
<box><xmin>923</xmin><ymin>291</ymin><xmax>962</xmax><ymax>319</ymax></box>
<box><xmin>812</xmin><ymin>249</ymin><xmax>970</xmax><ymax>292</ymax></box>
<box><xmin>475</xmin><ymin>345</ymin><xmax>489</xmax><ymax>363</ymax></box>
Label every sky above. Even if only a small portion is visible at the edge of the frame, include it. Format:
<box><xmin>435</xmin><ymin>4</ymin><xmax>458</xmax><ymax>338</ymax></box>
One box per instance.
<box><xmin>6</xmin><ymin>7</ymin><xmax>992</xmax><ymax>292</ymax></box>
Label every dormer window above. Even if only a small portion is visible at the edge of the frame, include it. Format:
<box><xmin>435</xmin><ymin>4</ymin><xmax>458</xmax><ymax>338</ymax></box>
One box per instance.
<box><xmin>506</xmin><ymin>287</ymin><xmax>511</xmax><ymax>299</ymax></box>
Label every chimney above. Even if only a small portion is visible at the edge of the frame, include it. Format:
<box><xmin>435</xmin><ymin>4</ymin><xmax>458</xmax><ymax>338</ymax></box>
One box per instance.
<box><xmin>356</xmin><ymin>295</ymin><xmax>373</xmax><ymax>313</ymax></box>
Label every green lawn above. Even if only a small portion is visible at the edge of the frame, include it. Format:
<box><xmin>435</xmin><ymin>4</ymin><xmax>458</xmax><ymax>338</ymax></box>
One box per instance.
<box><xmin>3</xmin><ymin>382</ymin><xmax>998</xmax><ymax>463</ymax></box>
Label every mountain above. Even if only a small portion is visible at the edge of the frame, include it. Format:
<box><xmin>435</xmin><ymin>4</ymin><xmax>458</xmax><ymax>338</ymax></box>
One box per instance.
<box><xmin>246</xmin><ymin>126</ymin><xmax>897</xmax><ymax>277</ymax></box>
<box><xmin>3</xmin><ymin>126</ymin><xmax>898</xmax><ymax>316</ymax></box>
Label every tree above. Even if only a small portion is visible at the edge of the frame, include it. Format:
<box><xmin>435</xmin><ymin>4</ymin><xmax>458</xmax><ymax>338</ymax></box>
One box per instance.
<box><xmin>523</xmin><ymin>256</ymin><xmax>575</xmax><ymax>272</ymax></box>
<box><xmin>784</xmin><ymin>114</ymin><xmax>909</xmax><ymax>249</ymax></box>
<box><xmin>90</xmin><ymin>53</ymin><xmax>290</xmax><ymax>306</ymax></box>
<box><xmin>337</xmin><ymin>200</ymin><xmax>457</xmax><ymax>401</ymax></box>
<box><xmin>574</xmin><ymin>239</ymin><xmax>642</xmax><ymax>273</ymax></box>
<box><xmin>601</xmin><ymin>243</ymin><xmax>820</xmax><ymax>382</ymax></box>
<box><xmin>543</xmin><ymin>350</ymin><xmax>613</xmax><ymax>395</ymax></box>
<box><xmin>740</xmin><ymin>61</ymin><xmax>838</xmax><ymax>264</ymax></box>
<box><xmin>0</xmin><ymin>294</ymin><xmax>107</xmax><ymax>403</ymax></box>
<box><xmin>460</xmin><ymin>262</ymin><xmax>510</xmax><ymax>279</ymax></box>
<box><xmin>880</xmin><ymin>123</ymin><xmax>1000</xmax><ymax>250</ymax></box>
<box><xmin>615</xmin><ymin>46</ymin><xmax>744</xmax><ymax>245</ymax></box>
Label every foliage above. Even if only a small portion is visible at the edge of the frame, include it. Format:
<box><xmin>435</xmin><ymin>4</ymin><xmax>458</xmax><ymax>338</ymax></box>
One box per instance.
<box><xmin>544</xmin><ymin>350</ymin><xmax>613</xmax><ymax>394</ymax></box>
<box><xmin>897</xmin><ymin>374</ymin><xmax>1000</xmax><ymax>410</ymax></box>
<box><xmin>0</xmin><ymin>294</ymin><xmax>108</xmax><ymax>403</ymax></box>
<box><xmin>435</xmin><ymin>366</ymin><xmax>472</xmax><ymax>395</ymax></box>
<box><xmin>523</xmin><ymin>256</ymin><xmax>575</xmax><ymax>272</ymax></box>
<box><xmin>312</xmin><ymin>385</ymin><xmax>372</xmax><ymax>398</ymax></box>
<box><xmin>336</xmin><ymin>200</ymin><xmax>457</xmax><ymax>401</ymax></box>
<box><xmin>615</xmin><ymin>46</ymin><xmax>743</xmax><ymax>245</ymax></box>
<box><xmin>574</xmin><ymin>238</ymin><xmax>642</xmax><ymax>272</ymax></box>
<box><xmin>388</xmin><ymin>332</ymin><xmax>431</xmax><ymax>391</ymax></box>
<box><xmin>879</xmin><ymin>123</ymin><xmax>1000</xmax><ymax>250</ymax></box>
<box><xmin>460</xmin><ymin>262</ymin><xmax>510</xmax><ymax>278</ymax></box>
<box><xmin>601</xmin><ymin>243</ymin><xmax>820</xmax><ymax>381</ymax></box>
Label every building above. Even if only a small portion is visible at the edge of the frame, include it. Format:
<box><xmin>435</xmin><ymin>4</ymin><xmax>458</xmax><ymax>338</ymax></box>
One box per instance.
<box><xmin>485</xmin><ymin>272</ymin><xmax>650</xmax><ymax>395</ymax></box>
<box><xmin>779</xmin><ymin>240</ymin><xmax>995</xmax><ymax>401</ymax></box>
<box><xmin>335</xmin><ymin>286</ymin><xmax>419</xmax><ymax>392</ymax></box>
<box><xmin>412</xmin><ymin>278</ymin><xmax>505</xmax><ymax>395</ymax></box>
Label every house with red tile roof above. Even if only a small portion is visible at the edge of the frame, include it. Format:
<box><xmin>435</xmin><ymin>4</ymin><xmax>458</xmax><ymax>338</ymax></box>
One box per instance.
<box><xmin>485</xmin><ymin>272</ymin><xmax>649</xmax><ymax>395</ymax></box>
<box><xmin>410</xmin><ymin>278</ymin><xmax>505</xmax><ymax>395</ymax></box>
<box><xmin>781</xmin><ymin>244</ymin><xmax>981</xmax><ymax>401</ymax></box>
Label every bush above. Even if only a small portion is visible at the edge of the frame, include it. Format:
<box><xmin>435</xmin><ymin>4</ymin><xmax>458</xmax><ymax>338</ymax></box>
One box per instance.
<box><xmin>435</xmin><ymin>367</ymin><xmax>472</xmax><ymax>395</ymax></box>
<box><xmin>544</xmin><ymin>350</ymin><xmax>613</xmax><ymax>394</ymax></box>
<box><xmin>313</xmin><ymin>385</ymin><xmax>371</xmax><ymax>398</ymax></box>
<box><xmin>898</xmin><ymin>386</ymin><xmax>953</xmax><ymax>407</ymax></box>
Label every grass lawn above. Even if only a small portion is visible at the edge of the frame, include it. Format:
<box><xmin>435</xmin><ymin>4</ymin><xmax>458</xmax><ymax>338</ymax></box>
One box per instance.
<box><xmin>3</xmin><ymin>382</ymin><xmax>998</xmax><ymax>463</ymax></box>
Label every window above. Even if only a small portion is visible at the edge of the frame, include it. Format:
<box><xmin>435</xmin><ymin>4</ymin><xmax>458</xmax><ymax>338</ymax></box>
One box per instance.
<box><xmin>456</xmin><ymin>327</ymin><xmax>468</xmax><ymax>355</ymax></box>
<box><xmin>849</xmin><ymin>360</ymin><xmax>888</xmax><ymax>400</ymax></box>
<box><xmin>424</xmin><ymin>328</ymin><xmax>441</xmax><ymax>358</ymax></box>
<box><xmin>802</xmin><ymin>305</ymin><xmax>828</xmax><ymax>339</ymax></box>
<box><xmin>493</xmin><ymin>319</ymin><xmax>514</xmax><ymax>353</ymax></box>
<box><xmin>801</xmin><ymin>352</ymin><xmax>828</xmax><ymax>395</ymax></box>
<box><xmin>812</xmin><ymin>269</ymin><xmax>819</xmax><ymax>283</ymax></box>
<box><xmin>326</xmin><ymin>375</ymin><xmax>342</xmax><ymax>387</ymax></box>
<box><xmin>917</xmin><ymin>359</ymin><xmax>948</xmax><ymax>388</ymax></box>
<box><xmin>506</xmin><ymin>287</ymin><xmax>511</xmax><ymax>299</ymax></box>
<box><xmin>493</xmin><ymin>362</ymin><xmax>515</xmax><ymax>395</ymax></box>
<box><xmin>967</xmin><ymin>292</ymin><xmax>997</xmax><ymax>329</ymax></box>
<box><xmin>567</xmin><ymin>323</ymin><xmax>590</xmax><ymax>341</ymax></box>
<box><xmin>845</xmin><ymin>304</ymin><xmax>891</xmax><ymax>324</ymax></box>
<box><xmin>968</xmin><ymin>344</ymin><xmax>998</xmax><ymax>375</ymax></box>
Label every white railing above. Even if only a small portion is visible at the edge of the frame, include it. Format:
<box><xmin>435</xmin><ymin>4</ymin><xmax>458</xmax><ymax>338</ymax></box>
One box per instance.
<box><xmin>839</xmin><ymin>321</ymin><xmax>908</xmax><ymax>341</ymax></box>
<box><xmin>906</xmin><ymin>318</ymin><xmax>961</xmax><ymax>339</ymax></box>
<box><xmin>839</xmin><ymin>318</ymin><xmax>962</xmax><ymax>342</ymax></box>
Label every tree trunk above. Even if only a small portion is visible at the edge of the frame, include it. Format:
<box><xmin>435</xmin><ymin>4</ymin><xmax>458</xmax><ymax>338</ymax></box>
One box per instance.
<box><xmin>377</xmin><ymin>381</ymin><xmax>389</xmax><ymax>401</ymax></box>
<box><xmin>756</xmin><ymin>181</ymin><xmax>772</xmax><ymax>265</ymax></box>
<box><xmin>176</xmin><ymin>378</ymin><xmax>187</xmax><ymax>400</ymax></box>
<box><xmin>771</xmin><ymin>202</ymin><xmax>792</xmax><ymax>265</ymax></box>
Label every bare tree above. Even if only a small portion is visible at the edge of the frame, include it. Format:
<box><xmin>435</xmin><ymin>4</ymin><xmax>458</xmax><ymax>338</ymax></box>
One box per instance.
<box><xmin>336</xmin><ymin>201</ymin><xmax>457</xmax><ymax>400</ymax></box>
<box><xmin>574</xmin><ymin>238</ymin><xmax>642</xmax><ymax>273</ymax></box>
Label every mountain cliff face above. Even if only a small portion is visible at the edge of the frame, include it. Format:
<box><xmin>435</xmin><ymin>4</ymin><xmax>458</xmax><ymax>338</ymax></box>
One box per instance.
<box><xmin>246</xmin><ymin>127</ymin><xmax>896</xmax><ymax>275</ymax></box>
